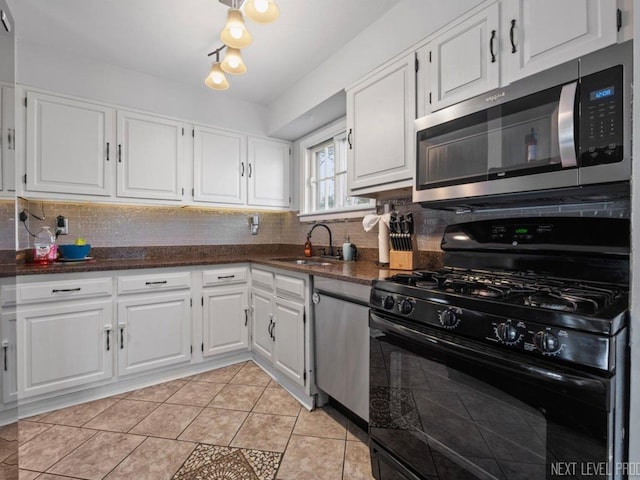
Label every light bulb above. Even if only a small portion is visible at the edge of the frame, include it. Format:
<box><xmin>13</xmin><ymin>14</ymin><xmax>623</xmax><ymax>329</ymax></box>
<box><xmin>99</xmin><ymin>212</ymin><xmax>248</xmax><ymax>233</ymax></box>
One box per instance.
<box><xmin>254</xmin><ymin>0</ymin><xmax>269</xmax><ymax>13</ymax></box>
<box><xmin>230</xmin><ymin>26</ymin><xmax>243</xmax><ymax>39</ymax></box>
<box><xmin>228</xmin><ymin>57</ymin><xmax>240</xmax><ymax>68</ymax></box>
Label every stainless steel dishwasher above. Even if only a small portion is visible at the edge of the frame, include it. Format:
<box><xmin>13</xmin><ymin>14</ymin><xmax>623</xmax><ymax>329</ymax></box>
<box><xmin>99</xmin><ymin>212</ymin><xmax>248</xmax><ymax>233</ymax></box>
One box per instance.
<box><xmin>313</xmin><ymin>277</ymin><xmax>369</xmax><ymax>422</ymax></box>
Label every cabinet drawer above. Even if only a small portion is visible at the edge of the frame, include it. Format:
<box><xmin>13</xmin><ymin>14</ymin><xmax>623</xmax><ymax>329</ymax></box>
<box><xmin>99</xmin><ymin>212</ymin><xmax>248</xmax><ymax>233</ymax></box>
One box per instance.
<box><xmin>202</xmin><ymin>266</ymin><xmax>248</xmax><ymax>287</ymax></box>
<box><xmin>118</xmin><ymin>272</ymin><xmax>191</xmax><ymax>295</ymax></box>
<box><xmin>1</xmin><ymin>285</ymin><xmax>16</xmax><ymax>308</ymax></box>
<box><xmin>275</xmin><ymin>274</ymin><xmax>305</xmax><ymax>300</ymax></box>
<box><xmin>252</xmin><ymin>268</ymin><xmax>274</xmax><ymax>290</ymax></box>
<box><xmin>18</xmin><ymin>278</ymin><xmax>113</xmax><ymax>304</ymax></box>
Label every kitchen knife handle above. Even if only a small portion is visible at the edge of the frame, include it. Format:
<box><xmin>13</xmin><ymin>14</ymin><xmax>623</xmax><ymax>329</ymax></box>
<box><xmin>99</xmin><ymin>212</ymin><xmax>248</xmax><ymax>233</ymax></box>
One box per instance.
<box><xmin>489</xmin><ymin>30</ymin><xmax>496</xmax><ymax>63</ymax></box>
<box><xmin>510</xmin><ymin>19</ymin><xmax>517</xmax><ymax>53</ymax></box>
<box><xmin>347</xmin><ymin>129</ymin><xmax>353</xmax><ymax>149</ymax></box>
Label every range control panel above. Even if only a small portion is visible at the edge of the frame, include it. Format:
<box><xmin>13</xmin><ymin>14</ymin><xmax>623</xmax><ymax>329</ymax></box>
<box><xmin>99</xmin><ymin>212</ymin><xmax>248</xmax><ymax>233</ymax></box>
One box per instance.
<box><xmin>370</xmin><ymin>287</ymin><xmax>613</xmax><ymax>372</ymax></box>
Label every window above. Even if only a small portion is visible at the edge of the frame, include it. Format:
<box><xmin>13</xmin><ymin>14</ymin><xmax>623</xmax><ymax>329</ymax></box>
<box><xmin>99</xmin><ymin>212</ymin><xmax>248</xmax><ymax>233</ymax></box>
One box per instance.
<box><xmin>299</xmin><ymin>119</ymin><xmax>374</xmax><ymax>220</ymax></box>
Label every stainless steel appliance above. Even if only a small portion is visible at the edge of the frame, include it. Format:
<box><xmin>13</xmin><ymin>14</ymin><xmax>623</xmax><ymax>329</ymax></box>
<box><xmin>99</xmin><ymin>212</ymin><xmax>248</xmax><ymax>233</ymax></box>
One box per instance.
<box><xmin>369</xmin><ymin>217</ymin><xmax>629</xmax><ymax>480</ymax></box>
<box><xmin>313</xmin><ymin>277</ymin><xmax>369</xmax><ymax>421</ymax></box>
<box><xmin>413</xmin><ymin>41</ymin><xmax>632</xmax><ymax>209</ymax></box>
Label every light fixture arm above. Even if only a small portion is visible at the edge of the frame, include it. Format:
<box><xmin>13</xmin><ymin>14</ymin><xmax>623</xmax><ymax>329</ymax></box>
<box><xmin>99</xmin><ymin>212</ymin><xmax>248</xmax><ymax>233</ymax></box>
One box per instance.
<box><xmin>207</xmin><ymin>46</ymin><xmax>226</xmax><ymax>59</ymax></box>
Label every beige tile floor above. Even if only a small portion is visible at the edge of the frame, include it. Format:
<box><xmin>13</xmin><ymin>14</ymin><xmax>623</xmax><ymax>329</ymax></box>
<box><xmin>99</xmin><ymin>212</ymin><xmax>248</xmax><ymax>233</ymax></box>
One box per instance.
<box><xmin>10</xmin><ymin>361</ymin><xmax>373</xmax><ymax>480</ymax></box>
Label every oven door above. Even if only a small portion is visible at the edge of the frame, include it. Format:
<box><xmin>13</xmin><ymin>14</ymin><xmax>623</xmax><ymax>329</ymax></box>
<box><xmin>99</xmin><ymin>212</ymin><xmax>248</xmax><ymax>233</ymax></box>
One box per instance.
<box><xmin>369</xmin><ymin>311</ymin><xmax>616</xmax><ymax>480</ymax></box>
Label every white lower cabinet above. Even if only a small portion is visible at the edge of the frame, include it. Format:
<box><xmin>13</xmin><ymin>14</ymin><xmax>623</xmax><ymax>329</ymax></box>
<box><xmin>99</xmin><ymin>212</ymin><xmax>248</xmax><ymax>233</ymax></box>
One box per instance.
<box><xmin>250</xmin><ymin>267</ymin><xmax>308</xmax><ymax>388</ymax></box>
<box><xmin>1</xmin><ymin>284</ymin><xmax>17</xmax><ymax>406</ymax></box>
<box><xmin>251</xmin><ymin>286</ymin><xmax>275</xmax><ymax>361</ymax></box>
<box><xmin>202</xmin><ymin>285</ymin><xmax>249</xmax><ymax>357</ymax></box>
<box><xmin>117</xmin><ymin>289</ymin><xmax>191</xmax><ymax>377</ymax></box>
<box><xmin>17</xmin><ymin>299</ymin><xmax>113</xmax><ymax>399</ymax></box>
<box><xmin>272</xmin><ymin>297</ymin><xmax>305</xmax><ymax>386</ymax></box>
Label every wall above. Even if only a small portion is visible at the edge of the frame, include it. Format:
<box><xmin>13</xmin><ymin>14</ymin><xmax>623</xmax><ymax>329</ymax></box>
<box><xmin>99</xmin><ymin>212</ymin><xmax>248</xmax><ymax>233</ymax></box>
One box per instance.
<box><xmin>19</xmin><ymin>198</ymin><xmax>630</xmax><ymax>254</ymax></box>
<box><xmin>267</xmin><ymin>0</ymin><xmax>483</xmax><ymax>137</ymax></box>
<box><xmin>16</xmin><ymin>40</ymin><xmax>269</xmax><ymax>136</ymax></box>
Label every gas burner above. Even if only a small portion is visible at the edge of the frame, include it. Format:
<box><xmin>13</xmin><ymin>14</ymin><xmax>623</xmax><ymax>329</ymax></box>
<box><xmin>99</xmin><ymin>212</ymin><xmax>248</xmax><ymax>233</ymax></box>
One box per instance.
<box><xmin>525</xmin><ymin>293</ymin><xmax>577</xmax><ymax>312</ymax></box>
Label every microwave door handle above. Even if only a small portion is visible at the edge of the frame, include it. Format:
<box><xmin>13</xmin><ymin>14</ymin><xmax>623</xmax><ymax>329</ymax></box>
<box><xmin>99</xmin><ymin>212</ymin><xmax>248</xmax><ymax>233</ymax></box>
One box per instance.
<box><xmin>558</xmin><ymin>81</ymin><xmax>578</xmax><ymax>168</ymax></box>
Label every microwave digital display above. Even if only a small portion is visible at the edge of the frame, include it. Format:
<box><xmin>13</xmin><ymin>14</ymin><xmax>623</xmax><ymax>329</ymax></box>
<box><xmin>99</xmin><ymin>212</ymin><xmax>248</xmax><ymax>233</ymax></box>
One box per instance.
<box><xmin>590</xmin><ymin>86</ymin><xmax>615</xmax><ymax>101</ymax></box>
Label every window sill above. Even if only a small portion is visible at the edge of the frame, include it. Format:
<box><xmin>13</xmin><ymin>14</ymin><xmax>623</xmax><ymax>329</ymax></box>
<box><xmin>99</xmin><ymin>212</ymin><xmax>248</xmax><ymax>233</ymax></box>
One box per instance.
<box><xmin>298</xmin><ymin>207</ymin><xmax>376</xmax><ymax>223</ymax></box>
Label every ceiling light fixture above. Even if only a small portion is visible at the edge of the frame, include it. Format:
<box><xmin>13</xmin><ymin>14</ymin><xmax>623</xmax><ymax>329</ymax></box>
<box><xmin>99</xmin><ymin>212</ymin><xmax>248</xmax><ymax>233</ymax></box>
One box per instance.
<box><xmin>244</xmin><ymin>0</ymin><xmax>279</xmax><ymax>24</ymax></box>
<box><xmin>204</xmin><ymin>0</ymin><xmax>279</xmax><ymax>91</ymax></box>
<box><xmin>204</xmin><ymin>49</ymin><xmax>230</xmax><ymax>90</ymax></box>
<box><xmin>220</xmin><ymin>7</ymin><xmax>252</xmax><ymax>49</ymax></box>
<box><xmin>221</xmin><ymin>47</ymin><xmax>247</xmax><ymax>75</ymax></box>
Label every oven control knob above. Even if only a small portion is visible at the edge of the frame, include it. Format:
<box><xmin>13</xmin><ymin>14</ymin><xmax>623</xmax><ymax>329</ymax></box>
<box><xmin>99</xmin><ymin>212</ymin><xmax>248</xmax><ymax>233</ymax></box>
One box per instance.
<box><xmin>439</xmin><ymin>309</ymin><xmax>459</xmax><ymax>328</ymax></box>
<box><xmin>399</xmin><ymin>298</ymin><xmax>414</xmax><ymax>315</ymax></box>
<box><xmin>496</xmin><ymin>323</ymin><xmax>520</xmax><ymax>344</ymax></box>
<box><xmin>533</xmin><ymin>331</ymin><xmax>561</xmax><ymax>354</ymax></box>
<box><xmin>383</xmin><ymin>296</ymin><xmax>395</xmax><ymax>310</ymax></box>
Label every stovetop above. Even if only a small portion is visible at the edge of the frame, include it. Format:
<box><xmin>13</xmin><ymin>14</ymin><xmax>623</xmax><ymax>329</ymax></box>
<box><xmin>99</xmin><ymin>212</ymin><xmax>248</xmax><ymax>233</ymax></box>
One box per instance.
<box><xmin>386</xmin><ymin>268</ymin><xmax>628</xmax><ymax>318</ymax></box>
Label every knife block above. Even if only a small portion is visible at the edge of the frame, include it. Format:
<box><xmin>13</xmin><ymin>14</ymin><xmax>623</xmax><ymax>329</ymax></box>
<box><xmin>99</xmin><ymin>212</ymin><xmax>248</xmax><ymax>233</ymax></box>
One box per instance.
<box><xmin>389</xmin><ymin>235</ymin><xmax>416</xmax><ymax>270</ymax></box>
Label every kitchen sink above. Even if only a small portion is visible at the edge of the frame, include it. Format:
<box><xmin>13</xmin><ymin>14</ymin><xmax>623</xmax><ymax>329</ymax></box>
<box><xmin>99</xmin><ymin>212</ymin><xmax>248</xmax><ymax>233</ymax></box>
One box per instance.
<box><xmin>271</xmin><ymin>258</ymin><xmax>335</xmax><ymax>266</ymax></box>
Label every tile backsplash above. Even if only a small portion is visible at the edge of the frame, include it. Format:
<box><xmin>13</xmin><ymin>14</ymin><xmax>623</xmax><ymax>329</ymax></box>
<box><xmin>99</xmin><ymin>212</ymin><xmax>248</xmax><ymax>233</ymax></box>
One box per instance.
<box><xmin>13</xmin><ymin>198</ymin><xmax>630</xmax><ymax>253</ymax></box>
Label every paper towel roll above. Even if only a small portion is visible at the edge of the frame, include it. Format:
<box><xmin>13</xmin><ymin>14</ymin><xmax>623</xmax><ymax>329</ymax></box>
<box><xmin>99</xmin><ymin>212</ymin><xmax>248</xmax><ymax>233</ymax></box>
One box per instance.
<box><xmin>378</xmin><ymin>221</ymin><xmax>390</xmax><ymax>264</ymax></box>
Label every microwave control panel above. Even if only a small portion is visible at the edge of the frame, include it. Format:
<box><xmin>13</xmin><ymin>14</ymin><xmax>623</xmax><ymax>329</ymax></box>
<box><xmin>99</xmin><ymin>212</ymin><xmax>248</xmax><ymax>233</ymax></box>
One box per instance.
<box><xmin>579</xmin><ymin>65</ymin><xmax>624</xmax><ymax>166</ymax></box>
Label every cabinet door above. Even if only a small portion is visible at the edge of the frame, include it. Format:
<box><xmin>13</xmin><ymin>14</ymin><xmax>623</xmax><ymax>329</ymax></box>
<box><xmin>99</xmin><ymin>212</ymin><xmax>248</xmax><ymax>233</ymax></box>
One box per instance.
<box><xmin>251</xmin><ymin>287</ymin><xmax>273</xmax><ymax>361</ymax></box>
<box><xmin>116</xmin><ymin>110</ymin><xmax>184</xmax><ymax>201</ymax></box>
<box><xmin>117</xmin><ymin>291</ymin><xmax>191</xmax><ymax>376</ymax></box>
<box><xmin>247</xmin><ymin>138</ymin><xmax>290</xmax><ymax>208</ymax></box>
<box><xmin>346</xmin><ymin>53</ymin><xmax>416</xmax><ymax>192</ymax></box>
<box><xmin>1</xmin><ymin>86</ymin><xmax>15</xmax><ymax>192</ymax></box>
<box><xmin>1</xmin><ymin>310</ymin><xmax>17</xmax><ymax>404</ymax></box>
<box><xmin>194</xmin><ymin>126</ymin><xmax>246</xmax><ymax>205</ymax></box>
<box><xmin>17</xmin><ymin>300</ymin><xmax>113</xmax><ymax>398</ymax></box>
<box><xmin>26</xmin><ymin>91</ymin><xmax>114</xmax><ymax>196</ymax></box>
<box><xmin>273</xmin><ymin>297</ymin><xmax>305</xmax><ymax>387</ymax></box>
<box><xmin>505</xmin><ymin>0</ymin><xmax>617</xmax><ymax>82</ymax></box>
<box><xmin>429</xmin><ymin>3</ymin><xmax>500</xmax><ymax>111</ymax></box>
<box><xmin>202</xmin><ymin>285</ymin><xmax>249</xmax><ymax>357</ymax></box>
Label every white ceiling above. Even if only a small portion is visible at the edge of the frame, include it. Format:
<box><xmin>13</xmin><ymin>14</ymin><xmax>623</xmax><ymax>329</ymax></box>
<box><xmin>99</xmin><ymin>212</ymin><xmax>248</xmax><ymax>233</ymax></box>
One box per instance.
<box><xmin>10</xmin><ymin>0</ymin><xmax>403</xmax><ymax>105</ymax></box>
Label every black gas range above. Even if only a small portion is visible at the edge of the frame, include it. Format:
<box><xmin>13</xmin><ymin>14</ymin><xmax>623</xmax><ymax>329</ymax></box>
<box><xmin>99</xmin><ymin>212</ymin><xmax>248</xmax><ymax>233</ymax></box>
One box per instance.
<box><xmin>369</xmin><ymin>217</ymin><xmax>630</xmax><ymax>480</ymax></box>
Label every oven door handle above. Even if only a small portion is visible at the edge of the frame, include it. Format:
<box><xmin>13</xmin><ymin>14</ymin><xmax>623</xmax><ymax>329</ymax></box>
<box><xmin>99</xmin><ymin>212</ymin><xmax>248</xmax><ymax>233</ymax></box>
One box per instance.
<box><xmin>370</xmin><ymin>312</ymin><xmax>608</xmax><ymax>398</ymax></box>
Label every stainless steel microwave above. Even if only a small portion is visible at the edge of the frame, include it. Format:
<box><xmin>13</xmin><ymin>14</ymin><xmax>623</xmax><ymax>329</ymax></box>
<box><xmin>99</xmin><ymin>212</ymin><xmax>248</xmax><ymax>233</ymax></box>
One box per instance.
<box><xmin>413</xmin><ymin>41</ymin><xmax>632</xmax><ymax>209</ymax></box>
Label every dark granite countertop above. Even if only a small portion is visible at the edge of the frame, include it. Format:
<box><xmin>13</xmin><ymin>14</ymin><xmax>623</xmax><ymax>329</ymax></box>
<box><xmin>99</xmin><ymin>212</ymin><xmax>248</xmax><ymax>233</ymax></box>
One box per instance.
<box><xmin>10</xmin><ymin>245</ymin><xmax>444</xmax><ymax>286</ymax></box>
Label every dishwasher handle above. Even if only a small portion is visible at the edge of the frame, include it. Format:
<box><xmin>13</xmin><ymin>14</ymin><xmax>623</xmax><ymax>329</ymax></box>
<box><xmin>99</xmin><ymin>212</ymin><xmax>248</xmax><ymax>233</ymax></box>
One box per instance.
<box><xmin>313</xmin><ymin>289</ymin><xmax>369</xmax><ymax>307</ymax></box>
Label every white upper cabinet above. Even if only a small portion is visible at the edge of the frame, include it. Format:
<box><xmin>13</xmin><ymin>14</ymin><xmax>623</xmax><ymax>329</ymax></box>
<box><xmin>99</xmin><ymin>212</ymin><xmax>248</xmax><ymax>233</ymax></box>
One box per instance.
<box><xmin>26</xmin><ymin>91</ymin><xmax>114</xmax><ymax>196</ymax></box>
<box><xmin>1</xmin><ymin>86</ymin><xmax>15</xmax><ymax>192</ymax></box>
<box><xmin>346</xmin><ymin>52</ymin><xmax>416</xmax><ymax>194</ymax></box>
<box><xmin>428</xmin><ymin>3</ymin><xmax>500</xmax><ymax>112</ymax></box>
<box><xmin>504</xmin><ymin>0</ymin><xmax>618</xmax><ymax>82</ymax></box>
<box><xmin>247</xmin><ymin>137</ymin><xmax>291</xmax><ymax>208</ymax></box>
<box><xmin>116</xmin><ymin>110</ymin><xmax>185</xmax><ymax>201</ymax></box>
<box><xmin>193</xmin><ymin>126</ymin><xmax>246</xmax><ymax>205</ymax></box>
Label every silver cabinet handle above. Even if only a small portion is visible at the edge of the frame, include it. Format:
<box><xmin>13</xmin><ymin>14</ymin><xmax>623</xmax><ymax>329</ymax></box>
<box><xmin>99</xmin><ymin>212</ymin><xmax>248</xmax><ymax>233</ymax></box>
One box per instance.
<box><xmin>558</xmin><ymin>81</ymin><xmax>578</xmax><ymax>168</ymax></box>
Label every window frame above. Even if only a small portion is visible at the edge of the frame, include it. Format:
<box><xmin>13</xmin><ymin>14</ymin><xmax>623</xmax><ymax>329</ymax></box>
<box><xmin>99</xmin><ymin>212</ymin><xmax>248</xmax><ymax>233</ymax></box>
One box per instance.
<box><xmin>298</xmin><ymin>118</ymin><xmax>375</xmax><ymax>222</ymax></box>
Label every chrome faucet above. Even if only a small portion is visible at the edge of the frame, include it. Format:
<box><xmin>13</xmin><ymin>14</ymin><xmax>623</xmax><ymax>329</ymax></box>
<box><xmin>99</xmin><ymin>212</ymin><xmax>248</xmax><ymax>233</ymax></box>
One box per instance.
<box><xmin>307</xmin><ymin>223</ymin><xmax>334</xmax><ymax>257</ymax></box>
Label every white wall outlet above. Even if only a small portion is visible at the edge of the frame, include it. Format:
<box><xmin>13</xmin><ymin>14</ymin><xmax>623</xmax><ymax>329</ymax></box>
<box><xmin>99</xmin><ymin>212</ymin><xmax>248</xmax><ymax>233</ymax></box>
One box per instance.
<box><xmin>56</xmin><ymin>215</ymin><xmax>69</xmax><ymax>235</ymax></box>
